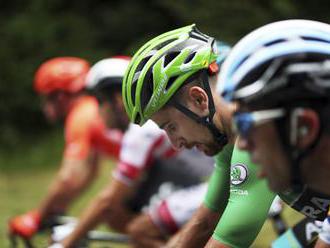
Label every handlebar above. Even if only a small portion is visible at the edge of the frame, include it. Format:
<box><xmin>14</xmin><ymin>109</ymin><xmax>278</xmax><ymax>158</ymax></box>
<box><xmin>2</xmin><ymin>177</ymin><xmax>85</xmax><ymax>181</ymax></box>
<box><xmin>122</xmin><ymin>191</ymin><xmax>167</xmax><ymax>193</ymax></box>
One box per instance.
<box><xmin>8</xmin><ymin>215</ymin><xmax>130</xmax><ymax>248</ymax></box>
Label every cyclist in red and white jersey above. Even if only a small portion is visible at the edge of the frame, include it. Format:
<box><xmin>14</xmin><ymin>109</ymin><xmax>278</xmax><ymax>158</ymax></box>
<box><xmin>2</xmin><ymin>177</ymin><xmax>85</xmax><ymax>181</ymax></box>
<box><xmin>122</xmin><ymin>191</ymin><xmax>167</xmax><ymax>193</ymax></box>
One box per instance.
<box><xmin>8</xmin><ymin>57</ymin><xmax>123</xmax><ymax>239</ymax></box>
<box><xmin>55</xmin><ymin>57</ymin><xmax>214</xmax><ymax>248</ymax></box>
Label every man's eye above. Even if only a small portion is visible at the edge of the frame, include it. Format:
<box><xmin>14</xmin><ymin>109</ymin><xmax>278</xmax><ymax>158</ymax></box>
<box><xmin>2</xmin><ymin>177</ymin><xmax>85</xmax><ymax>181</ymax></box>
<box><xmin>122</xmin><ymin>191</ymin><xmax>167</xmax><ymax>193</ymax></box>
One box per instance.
<box><xmin>167</xmin><ymin>123</ymin><xmax>176</xmax><ymax>133</ymax></box>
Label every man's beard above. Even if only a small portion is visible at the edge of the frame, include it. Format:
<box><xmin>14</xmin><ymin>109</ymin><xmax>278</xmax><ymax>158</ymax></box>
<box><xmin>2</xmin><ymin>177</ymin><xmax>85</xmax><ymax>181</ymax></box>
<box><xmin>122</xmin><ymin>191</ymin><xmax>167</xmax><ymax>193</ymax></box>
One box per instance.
<box><xmin>204</xmin><ymin>139</ymin><xmax>224</xmax><ymax>156</ymax></box>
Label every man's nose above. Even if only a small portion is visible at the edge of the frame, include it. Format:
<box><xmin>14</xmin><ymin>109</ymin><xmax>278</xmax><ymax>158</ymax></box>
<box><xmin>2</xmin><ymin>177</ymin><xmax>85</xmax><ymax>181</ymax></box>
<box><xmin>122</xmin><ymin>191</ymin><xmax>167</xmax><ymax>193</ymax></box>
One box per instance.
<box><xmin>167</xmin><ymin>133</ymin><xmax>184</xmax><ymax>150</ymax></box>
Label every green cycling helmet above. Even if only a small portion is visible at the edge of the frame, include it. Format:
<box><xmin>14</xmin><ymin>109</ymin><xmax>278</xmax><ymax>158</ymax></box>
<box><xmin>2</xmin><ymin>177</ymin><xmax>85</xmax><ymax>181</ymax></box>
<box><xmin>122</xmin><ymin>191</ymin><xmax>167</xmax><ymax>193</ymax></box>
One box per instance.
<box><xmin>123</xmin><ymin>24</ymin><xmax>219</xmax><ymax>125</ymax></box>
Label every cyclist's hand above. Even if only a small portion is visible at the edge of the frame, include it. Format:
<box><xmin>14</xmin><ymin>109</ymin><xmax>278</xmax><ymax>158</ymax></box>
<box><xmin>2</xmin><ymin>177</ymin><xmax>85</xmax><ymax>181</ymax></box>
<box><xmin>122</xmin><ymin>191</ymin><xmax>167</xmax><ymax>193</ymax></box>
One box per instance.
<box><xmin>8</xmin><ymin>210</ymin><xmax>41</xmax><ymax>239</ymax></box>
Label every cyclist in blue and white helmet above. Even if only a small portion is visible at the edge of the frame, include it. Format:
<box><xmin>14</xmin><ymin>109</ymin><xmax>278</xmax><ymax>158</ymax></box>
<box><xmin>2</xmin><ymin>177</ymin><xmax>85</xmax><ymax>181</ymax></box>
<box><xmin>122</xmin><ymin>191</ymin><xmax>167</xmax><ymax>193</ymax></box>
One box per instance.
<box><xmin>219</xmin><ymin>19</ymin><xmax>330</xmax><ymax>196</ymax></box>
<box><xmin>86</xmin><ymin>56</ymin><xmax>131</xmax><ymax>131</ymax></box>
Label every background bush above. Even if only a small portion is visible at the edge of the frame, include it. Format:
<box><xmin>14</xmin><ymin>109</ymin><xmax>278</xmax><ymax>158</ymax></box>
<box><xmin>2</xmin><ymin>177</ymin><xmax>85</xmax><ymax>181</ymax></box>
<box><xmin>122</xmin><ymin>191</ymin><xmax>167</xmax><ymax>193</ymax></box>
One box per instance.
<box><xmin>1</xmin><ymin>0</ymin><xmax>330</xmax><ymax>148</ymax></box>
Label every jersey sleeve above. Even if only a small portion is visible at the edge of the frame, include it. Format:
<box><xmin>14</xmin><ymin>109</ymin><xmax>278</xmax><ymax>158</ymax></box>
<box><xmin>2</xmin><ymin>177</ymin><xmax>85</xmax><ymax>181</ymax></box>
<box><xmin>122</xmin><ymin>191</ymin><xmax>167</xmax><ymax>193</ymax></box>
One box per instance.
<box><xmin>113</xmin><ymin>121</ymin><xmax>173</xmax><ymax>186</ymax></box>
<box><xmin>63</xmin><ymin>97</ymin><xmax>99</xmax><ymax>160</ymax></box>
<box><xmin>91</xmin><ymin>127</ymin><xmax>123</xmax><ymax>159</ymax></box>
<box><xmin>212</xmin><ymin>146</ymin><xmax>276</xmax><ymax>247</ymax></box>
<box><xmin>203</xmin><ymin>144</ymin><xmax>234</xmax><ymax>212</ymax></box>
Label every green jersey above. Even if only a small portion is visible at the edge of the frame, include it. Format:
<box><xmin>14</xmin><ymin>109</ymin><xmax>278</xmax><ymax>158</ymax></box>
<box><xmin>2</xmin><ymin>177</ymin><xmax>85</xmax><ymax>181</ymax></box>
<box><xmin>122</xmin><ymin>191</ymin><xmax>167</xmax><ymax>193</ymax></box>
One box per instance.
<box><xmin>204</xmin><ymin>144</ymin><xmax>275</xmax><ymax>247</ymax></box>
<box><xmin>204</xmin><ymin>144</ymin><xmax>330</xmax><ymax>247</ymax></box>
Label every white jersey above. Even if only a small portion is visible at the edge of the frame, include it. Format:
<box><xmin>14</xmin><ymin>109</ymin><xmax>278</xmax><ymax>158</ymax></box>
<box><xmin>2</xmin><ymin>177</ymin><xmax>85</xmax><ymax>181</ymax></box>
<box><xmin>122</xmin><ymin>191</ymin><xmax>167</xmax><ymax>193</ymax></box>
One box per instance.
<box><xmin>112</xmin><ymin>120</ymin><xmax>215</xmax><ymax>233</ymax></box>
<box><xmin>113</xmin><ymin>120</ymin><xmax>214</xmax><ymax>186</ymax></box>
<box><xmin>113</xmin><ymin>120</ymin><xmax>176</xmax><ymax>186</ymax></box>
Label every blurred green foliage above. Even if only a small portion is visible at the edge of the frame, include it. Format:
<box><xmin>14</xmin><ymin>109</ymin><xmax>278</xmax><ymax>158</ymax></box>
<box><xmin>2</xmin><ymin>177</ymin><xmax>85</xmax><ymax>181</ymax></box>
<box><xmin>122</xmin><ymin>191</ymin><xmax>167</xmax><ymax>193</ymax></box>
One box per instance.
<box><xmin>0</xmin><ymin>128</ymin><xmax>63</xmax><ymax>170</ymax></box>
<box><xmin>1</xmin><ymin>0</ymin><xmax>330</xmax><ymax>148</ymax></box>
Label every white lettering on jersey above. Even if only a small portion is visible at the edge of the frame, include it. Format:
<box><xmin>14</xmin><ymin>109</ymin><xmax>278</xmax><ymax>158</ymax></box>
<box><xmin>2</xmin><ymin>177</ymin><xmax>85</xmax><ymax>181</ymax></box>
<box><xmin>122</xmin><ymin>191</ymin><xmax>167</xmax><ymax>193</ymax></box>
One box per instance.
<box><xmin>311</xmin><ymin>197</ymin><xmax>330</xmax><ymax>212</ymax></box>
<box><xmin>301</xmin><ymin>206</ymin><xmax>322</xmax><ymax>219</ymax></box>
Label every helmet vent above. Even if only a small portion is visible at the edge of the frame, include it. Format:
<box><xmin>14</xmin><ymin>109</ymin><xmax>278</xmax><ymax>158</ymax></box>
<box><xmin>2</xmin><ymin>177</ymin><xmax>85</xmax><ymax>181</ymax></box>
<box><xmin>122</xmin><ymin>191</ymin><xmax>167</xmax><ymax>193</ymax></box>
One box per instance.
<box><xmin>166</xmin><ymin>76</ymin><xmax>179</xmax><ymax>91</ymax></box>
<box><xmin>131</xmin><ymin>78</ymin><xmax>138</xmax><ymax>104</ymax></box>
<box><xmin>140</xmin><ymin>70</ymin><xmax>154</xmax><ymax>109</ymax></box>
<box><xmin>184</xmin><ymin>52</ymin><xmax>196</xmax><ymax>64</ymax></box>
<box><xmin>135</xmin><ymin>113</ymin><xmax>141</xmax><ymax>125</ymax></box>
<box><xmin>302</xmin><ymin>36</ymin><xmax>329</xmax><ymax>43</ymax></box>
<box><xmin>190</xmin><ymin>30</ymin><xmax>209</xmax><ymax>42</ymax></box>
<box><xmin>235</xmin><ymin>55</ymin><xmax>250</xmax><ymax>72</ymax></box>
<box><xmin>136</xmin><ymin>55</ymin><xmax>152</xmax><ymax>74</ymax></box>
<box><xmin>164</xmin><ymin>52</ymin><xmax>180</xmax><ymax>67</ymax></box>
<box><xmin>264</xmin><ymin>39</ymin><xmax>286</xmax><ymax>47</ymax></box>
<box><xmin>155</xmin><ymin>38</ymin><xmax>177</xmax><ymax>50</ymax></box>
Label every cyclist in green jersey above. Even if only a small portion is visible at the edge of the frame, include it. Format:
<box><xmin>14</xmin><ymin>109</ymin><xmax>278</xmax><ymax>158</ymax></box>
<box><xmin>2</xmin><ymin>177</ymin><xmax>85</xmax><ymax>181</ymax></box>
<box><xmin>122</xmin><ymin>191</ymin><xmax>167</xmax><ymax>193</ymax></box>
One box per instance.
<box><xmin>219</xmin><ymin>19</ymin><xmax>330</xmax><ymax>248</ymax></box>
<box><xmin>122</xmin><ymin>24</ymin><xmax>330</xmax><ymax>248</ymax></box>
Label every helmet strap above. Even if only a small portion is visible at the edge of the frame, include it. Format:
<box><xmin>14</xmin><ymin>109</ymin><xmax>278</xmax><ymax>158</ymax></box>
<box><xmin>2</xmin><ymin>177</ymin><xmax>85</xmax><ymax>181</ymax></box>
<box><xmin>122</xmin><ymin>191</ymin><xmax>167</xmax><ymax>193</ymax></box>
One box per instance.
<box><xmin>172</xmin><ymin>70</ymin><xmax>228</xmax><ymax>147</ymax></box>
<box><xmin>321</xmin><ymin>102</ymin><xmax>330</xmax><ymax>135</ymax></box>
<box><xmin>275</xmin><ymin>109</ymin><xmax>322</xmax><ymax>191</ymax></box>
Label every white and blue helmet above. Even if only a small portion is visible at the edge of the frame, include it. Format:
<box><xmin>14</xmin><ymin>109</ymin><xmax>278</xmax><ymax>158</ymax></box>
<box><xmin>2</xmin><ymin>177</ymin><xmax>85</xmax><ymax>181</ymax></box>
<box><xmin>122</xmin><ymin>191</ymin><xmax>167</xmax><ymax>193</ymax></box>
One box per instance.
<box><xmin>218</xmin><ymin>19</ymin><xmax>330</xmax><ymax>106</ymax></box>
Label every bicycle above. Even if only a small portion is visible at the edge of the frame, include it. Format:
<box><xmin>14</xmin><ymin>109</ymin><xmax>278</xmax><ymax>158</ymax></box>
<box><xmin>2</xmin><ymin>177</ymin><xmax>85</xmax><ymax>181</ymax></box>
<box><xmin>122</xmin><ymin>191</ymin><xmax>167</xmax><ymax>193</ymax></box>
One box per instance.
<box><xmin>8</xmin><ymin>215</ymin><xmax>130</xmax><ymax>248</ymax></box>
<box><xmin>8</xmin><ymin>206</ymin><xmax>320</xmax><ymax>248</ymax></box>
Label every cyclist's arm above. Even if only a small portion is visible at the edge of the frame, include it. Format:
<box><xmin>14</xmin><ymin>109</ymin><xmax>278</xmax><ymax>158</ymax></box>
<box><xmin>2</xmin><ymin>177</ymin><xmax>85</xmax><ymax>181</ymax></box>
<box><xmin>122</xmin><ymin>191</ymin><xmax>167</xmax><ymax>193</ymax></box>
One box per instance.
<box><xmin>166</xmin><ymin>204</ymin><xmax>220</xmax><ymax>248</ymax></box>
<box><xmin>61</xmin><ymin>178</ymin><xmax>135</xmax><ymax>248</ymax></box>
<box><xmin>38</xmin><ymin>100</ymin><xmax>102</xmax><ymax>219</ymax></box>
<box><xmin>203</xmin><ymin>147</ymin><xmax>232</xmax><ymax>213</ymax></box>
<box><xmin>9</xmin><ymin>98</ymin><xmax>103</xmax><ymax>239</ymax></box>
<box><xmin>62</xmin><ymin>124</ymin><xmax>166</xmax><ymax>247</ymax></box>
<box><xmin>38</xmin><ymin>156</ymin><xmax>99</xmax><ymax>218</ymax></box>
<box><xmin>9</xmin><ymin>135</ymin><xmax>98</xmax><ymax>240</ymax></box>
<box><xmin>166</xmin><ymin>145</ymin><xmax>233</xmax><ymax>248</ymax></box>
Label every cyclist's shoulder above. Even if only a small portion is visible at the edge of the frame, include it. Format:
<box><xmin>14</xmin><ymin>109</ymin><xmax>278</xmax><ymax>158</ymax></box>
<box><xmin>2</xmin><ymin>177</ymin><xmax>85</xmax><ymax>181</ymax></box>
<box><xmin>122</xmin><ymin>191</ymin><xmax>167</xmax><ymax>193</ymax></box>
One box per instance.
<box><xmin>71</xmin><ymin>95</ymin><xmax>99</xmax><ymax>115</ymax></box>
<box><xmin>67</xmin><ymin>95</ymin><xmax>99</xmax><ymax>121</ymax></box>
<box><xmin>120</xmin><ymin>121</ymin><xmax>172</xmax><ymax>162</ymax></box>
<box><xmin>212</xmin><ymin>142</ymin><xmax>260</xmax><ymax>177</ymax></box>
<box><xmin>65</xmin><ymin>95</ymin><xmax>101</xmax><ymax>133</ymax></box>
<box><xmin>230</xmin><ymin>142</ymin><xmax>259</xmax><ymax>169</ymax></box>
<box><xmin>123</xmin><ymin>120</ymin><xmax>165</xmax><ymax>143</ymax></box>
<box><xmin>213</xmin><ymin>143</ymin><xmax>236</xmax><ymax>167</ymax></box>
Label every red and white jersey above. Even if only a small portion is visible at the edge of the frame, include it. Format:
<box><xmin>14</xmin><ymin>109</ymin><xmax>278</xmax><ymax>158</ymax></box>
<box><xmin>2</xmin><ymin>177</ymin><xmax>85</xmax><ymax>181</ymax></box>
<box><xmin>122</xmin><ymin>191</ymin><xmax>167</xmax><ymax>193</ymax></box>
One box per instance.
<box><xmin>113</xmin><ymin>120</ymin><xmax>176</xmax><ymax>185</ymax></box>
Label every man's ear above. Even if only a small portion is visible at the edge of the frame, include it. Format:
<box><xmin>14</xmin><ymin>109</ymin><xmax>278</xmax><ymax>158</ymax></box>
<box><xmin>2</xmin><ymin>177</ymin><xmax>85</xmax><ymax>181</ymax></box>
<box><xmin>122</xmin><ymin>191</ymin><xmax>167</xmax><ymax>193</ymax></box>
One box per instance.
<box><xmin>296</xmin><ymin>109</ymin><xmax>320</xmax><ymax>149</ymax></box>
<box><xmin>188</xmin><ymin>86</ymin><xmax>208</xmax><ymax>111</ymax></box>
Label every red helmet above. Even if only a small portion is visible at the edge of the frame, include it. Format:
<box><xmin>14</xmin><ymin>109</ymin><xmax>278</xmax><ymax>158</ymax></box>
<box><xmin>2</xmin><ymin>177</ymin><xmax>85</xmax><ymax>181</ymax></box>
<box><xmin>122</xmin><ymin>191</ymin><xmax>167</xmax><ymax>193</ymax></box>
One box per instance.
<box><xmin>34</xmin><ymin>57</ymin><xmax>90</xmax><ymax>94</ymax></box>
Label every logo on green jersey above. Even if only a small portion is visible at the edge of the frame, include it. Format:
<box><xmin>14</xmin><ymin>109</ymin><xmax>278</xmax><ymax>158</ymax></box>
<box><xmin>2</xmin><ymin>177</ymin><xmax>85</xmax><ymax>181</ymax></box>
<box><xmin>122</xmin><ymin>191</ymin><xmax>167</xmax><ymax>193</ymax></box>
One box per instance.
<box><xmin>231</xmin><ymin>163</ymin><xmax>248</xmax><ymax>185</ymax></box>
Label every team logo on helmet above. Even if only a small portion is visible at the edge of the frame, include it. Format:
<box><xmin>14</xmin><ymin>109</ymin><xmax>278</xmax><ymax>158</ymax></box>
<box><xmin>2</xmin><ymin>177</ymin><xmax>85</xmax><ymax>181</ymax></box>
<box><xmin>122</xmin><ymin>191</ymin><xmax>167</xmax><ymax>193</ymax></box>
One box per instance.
<box><xmin>231</xmin><ymin>163</ymin><xmax>248</xmax><ymax>185</ymax></box>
